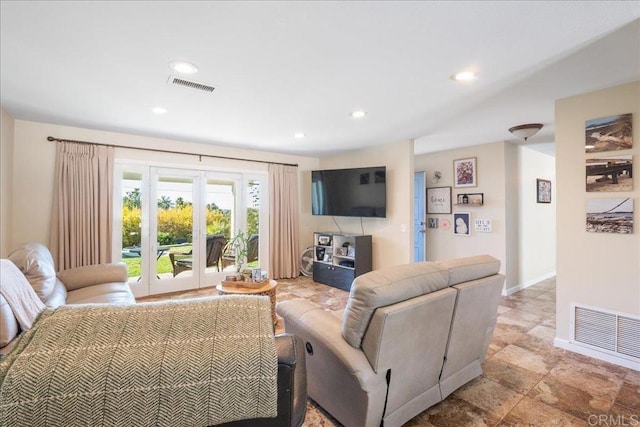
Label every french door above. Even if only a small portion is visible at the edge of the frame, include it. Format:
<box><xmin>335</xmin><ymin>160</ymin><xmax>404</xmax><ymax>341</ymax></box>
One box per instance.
<box><xmin>114</xmin><ymin>163</ymin><xmax>265</xmax><ymax>297</ymax></box>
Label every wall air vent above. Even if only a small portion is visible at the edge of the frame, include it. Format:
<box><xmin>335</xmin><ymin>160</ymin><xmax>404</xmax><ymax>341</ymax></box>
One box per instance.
<box><xmin>167</xmin><ymin>75</ymin><xmax>215</xmax><ymax>93</ymax></box>
<box><xmin>571</xmin><ymin>303</ymin><xmax>640</xmax><ymax>362</ymax></box>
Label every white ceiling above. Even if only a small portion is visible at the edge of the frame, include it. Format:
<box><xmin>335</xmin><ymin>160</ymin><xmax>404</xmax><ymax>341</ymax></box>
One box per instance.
<box><xmin>1</xmin><ymin>1</ymin><xmax>639</xmax><ymax>158</ymax></box>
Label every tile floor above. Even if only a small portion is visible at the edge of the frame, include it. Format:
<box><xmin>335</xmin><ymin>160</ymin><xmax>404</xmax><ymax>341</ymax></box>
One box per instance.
<box><xmin>139</xmin><ymin>276</ymin><xmax>639</xmax><ymax>426</ymax></box>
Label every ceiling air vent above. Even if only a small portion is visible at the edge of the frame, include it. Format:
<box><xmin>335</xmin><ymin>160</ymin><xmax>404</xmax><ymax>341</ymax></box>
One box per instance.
<box><xmin>167</xmin><ymin>75</ymin><xmax>215</xmax><ymax>93</ymax></box>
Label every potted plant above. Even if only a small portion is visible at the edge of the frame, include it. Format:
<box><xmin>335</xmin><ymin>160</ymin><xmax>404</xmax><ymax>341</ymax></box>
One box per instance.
<box><xmin>228</xmin><ymin>230</ymin><xmax>250</xmax><ymax>275</ymax></box>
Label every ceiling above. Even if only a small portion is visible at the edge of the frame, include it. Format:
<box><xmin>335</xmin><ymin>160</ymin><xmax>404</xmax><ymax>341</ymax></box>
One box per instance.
<box><xmin>1</xmin><ymin>2</ymin><xmax>639</xmax><ymax>158</ymax></box>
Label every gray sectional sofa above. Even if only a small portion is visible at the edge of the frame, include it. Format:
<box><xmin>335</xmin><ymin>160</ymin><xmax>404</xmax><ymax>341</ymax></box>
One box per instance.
<box><xmin>277</xmin><ymin>254</ymin><xmax>505</xmax><ymax>427</ymax></box>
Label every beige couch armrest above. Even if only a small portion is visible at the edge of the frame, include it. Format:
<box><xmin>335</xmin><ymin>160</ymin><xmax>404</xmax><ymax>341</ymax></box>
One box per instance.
<box><xmin>57</xmin><ymin>263</ymin><xmax>128</xmax><ymax>291</ymax></box>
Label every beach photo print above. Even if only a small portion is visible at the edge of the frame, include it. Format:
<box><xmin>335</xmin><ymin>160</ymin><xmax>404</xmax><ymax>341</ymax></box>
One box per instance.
<box><xmin>586</xmin><ymin>198</ymin><xmax>633</xmax><ymax>234</ymax></box>
<box><xmin>585</xmin><ymin>113</ymin><xmax>633</xmax><ymax>153</ymax></box>
<box><xmin>586</xmin><ymin>155</ymin><xmax>633</xmax><ymax>192</ymax></box>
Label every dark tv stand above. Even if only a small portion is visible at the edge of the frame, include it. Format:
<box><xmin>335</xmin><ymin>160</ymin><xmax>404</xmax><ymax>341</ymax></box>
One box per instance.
<box><xmin>312</xmin><ymin>232</ymin><xmax>372</xmax><ymax>291</ymax></box>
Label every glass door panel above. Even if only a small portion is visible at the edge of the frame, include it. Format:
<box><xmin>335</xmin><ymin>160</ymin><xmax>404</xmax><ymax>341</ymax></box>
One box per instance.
<box><xmin>204</xmin><ymin>174</ymin><xmax>239</xmax><ymax>283</ymax></box>
<box><xmin>150</xmin><ymin>169</ymin><xmax>200</xmax><ymax>294</ymax></box>
<box><xmin>118</xmin><ymin>168</ymin><xmax>150</xmax><ymax>297</ymax></box>
<box><xmin>245</xmin><ymin>178</ymin><xmax>261</xmax><ymax>269</ymax></box>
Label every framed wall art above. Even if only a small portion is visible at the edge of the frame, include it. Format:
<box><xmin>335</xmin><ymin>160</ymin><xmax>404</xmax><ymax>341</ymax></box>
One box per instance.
<box><xmin>585</xmin><ymin>113</ymin><xmax>632</xmax><ymax>153</ymax></box>
<box><xmin>427</xmin><ymin>186</ymin><xmax>452</xmax><ymax>214</ymax></box>
<box><xmin>586</xmin><ymin>155</ymin><xmax>632</xmax><ymax>192</ymax></box>
<box><xmin>537</xmin><ymin>179</ymin><xmax>552</xmax><ymax>203</ymax></box>
<box><xmin>586</xmin><ymin>198</ymin><xmax>633</xmax><ymax>234</ymax></box>
<box><xmin>453</xmin><ymin>212</ymin><xmax>471</xmax><ymax>236</ymax></box>
<box><xmin>453</xmin><ymin>157</ymin><xmax>477</xmax><ymax>188</ymax></box>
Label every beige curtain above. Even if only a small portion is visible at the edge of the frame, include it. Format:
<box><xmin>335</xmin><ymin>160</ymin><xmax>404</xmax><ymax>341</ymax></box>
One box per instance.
<box><xmin>268</xmin><ymin>164</ymin><xmax>300</xmax><ymax>279</ymax></box>
<box><xmin>50</xmin><ymin>141</ymin><xmax>114</xmax><ymax>270</ymax></box>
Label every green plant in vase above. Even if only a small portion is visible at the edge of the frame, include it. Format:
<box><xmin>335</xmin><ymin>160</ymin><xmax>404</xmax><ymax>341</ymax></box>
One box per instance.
<box><xmin>228</xmin><ymin>229</ymin><xmax>250</xmax><ymax>274</ymax></box>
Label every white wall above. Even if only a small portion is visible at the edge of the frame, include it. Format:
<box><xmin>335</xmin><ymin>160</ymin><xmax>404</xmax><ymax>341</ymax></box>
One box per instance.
<box><xmin>0</xmin><ymin>107</ymin><xmax>15</xmax><ymax>257</ymax></box>
<box><xmin>517</xmin><ymin>146</ymin><xmax>556</xmax><ymax>287</ymax></box>
<box><xmin>414</xmin><ymin>142</ymin><xmax>509</xmax><ymax>282</ymax></box>
<box><xmin>555</xmin><ymin>81</ymin><xmax>639</xmax><ymax>343</ymax></box>
<box><xmin>505</xmin><ymin>142</ymin><xmax>520</xmax><ymax>291</ymax></box>
<box><xmin>9</xmin><ymin>119</ymin><xmax>320</xmax><ymax>255</ymax></box>
<box><xmin>414</xmin><ymin>141</ymin><xmax>557</xmax><ymax>292</ymax></box>
<box><xmin>315</xmin><ymin>140</ymin><xmax>415</xmax><ymax>269</ymax></box>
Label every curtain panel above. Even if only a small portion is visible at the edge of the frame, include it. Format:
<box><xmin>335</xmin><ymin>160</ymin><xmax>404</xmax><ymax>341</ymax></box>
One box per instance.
<box><xmin>50</xmin><ymin>142</ymin><xmax>114</xmax><ymax>270</ymax></box>
<box><xmin>268</xmin><ymin>164</ymin><xmax>300</xmax><ymax>279</ymax></box>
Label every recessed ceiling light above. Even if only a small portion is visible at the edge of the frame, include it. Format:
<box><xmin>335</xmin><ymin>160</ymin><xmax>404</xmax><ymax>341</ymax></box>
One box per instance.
<box><xmin>451</xmin><ymin>71</ymin><xmax>477</xmax><ymax>81</ymax></box>
<box><xmin>351</xmin><ymin>110</ymin><xmax>366</xmax><ymax>119</ymax></box>
<box><xmin>168</xmin><ymin>60</ymin><xmax>198</xmax><ymax>74</ymax></box>
<box><xmin>294</xmin><ymin>132</ymin><xmax>306</xmax><ymax>139</ymax></box>
<box><xmin>151</xmin><ymin>107</ymin><xmax>167</xmax><ymax>115</ymax></box>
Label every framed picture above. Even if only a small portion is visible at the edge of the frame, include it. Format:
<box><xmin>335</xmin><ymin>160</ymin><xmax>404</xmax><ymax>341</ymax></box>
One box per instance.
<box><xmin>317</xmin><ymin>235</ymin><xmax>331</xmax><ymax>245</ymax></box>
<box><xmin>427</xmin><ymin>218</ymin><xmax>439</xmax><ymax>229</ymax></box>
<box><xmin>427</xmin><ymin>186</ymin><xmax>452</xmax><ymax>214</ymax></box>
<box><xmin>454</xmin><ymin>157</ymin><xmax>477</xmax><ymax>188</ymax></box>
<box><xmin>586</xmin><ymin>155</ymin><xmax>633</xmax><ymax>192</ymax></box>
<box><xmin>585</xmin><ymin>113</ymin><xmax>632</xmax><ymax>153</ymax></box>
<box><xmin>537</xmin><ymin>179</ymin><xmax>552</xmax><ymax>203</ymax></box>
<box><xmin>474</xmin><ymin>219</ymin><xmax>492</xmax><ymax>233</ymax></box>
<box><xmin>586</xmin><ymin>198</ymin><xmax>633</xmax><ymax>234</ymax></box>
<box><xmin>453</xmin><ymin>212</ymin><xmax>471</xmax><ymax>236</ymax></box>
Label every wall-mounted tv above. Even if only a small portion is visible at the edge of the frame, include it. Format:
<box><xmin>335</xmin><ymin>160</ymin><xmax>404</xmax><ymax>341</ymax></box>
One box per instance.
<box><xmin>312</xmin><ymin>166</ymin><xmax>386</xmax><ymax>218</ymax></box>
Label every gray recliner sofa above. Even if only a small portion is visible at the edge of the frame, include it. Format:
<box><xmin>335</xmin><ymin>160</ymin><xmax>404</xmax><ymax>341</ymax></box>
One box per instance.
<box><xmin>277</xmin><ymin>254</ymin><xmax>505</xmax><ymax>427</ymax></box>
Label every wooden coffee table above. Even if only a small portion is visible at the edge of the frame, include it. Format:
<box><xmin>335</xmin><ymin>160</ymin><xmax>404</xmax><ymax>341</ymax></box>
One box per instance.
<box><xmin>216</xmin><ymin>279</ymin><xmax>278</xmax><ymax>326</ymax></box>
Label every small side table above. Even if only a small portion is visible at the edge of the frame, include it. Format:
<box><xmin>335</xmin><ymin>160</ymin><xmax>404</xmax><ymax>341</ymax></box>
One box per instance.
<box><xmin>216</xmin><ymin>279</ymin><xmax>278</xmax><ymax>326</ymax></box>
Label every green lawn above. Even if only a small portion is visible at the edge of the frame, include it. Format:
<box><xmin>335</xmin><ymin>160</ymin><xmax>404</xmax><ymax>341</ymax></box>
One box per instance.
<box><xmin>123</xmin><ymin>252</ymin><xmax>184</xmax><ymax>277</ymax></box>
<box><xmin>122</xmin><ymin>248</ymin><xmax>257</xmax><ymax>278</ymax></box>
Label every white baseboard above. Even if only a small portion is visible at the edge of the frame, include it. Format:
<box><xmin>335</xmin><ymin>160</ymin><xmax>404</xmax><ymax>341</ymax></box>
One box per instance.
<box><xmin>502</xmin><ymin>271</ymin><xmax>556</xmax><ymax>296</ymax></box>
<box><xmin>554</xmin><ymin>338</ymin><xmax>640</xmax><ymax>372</ymax></box>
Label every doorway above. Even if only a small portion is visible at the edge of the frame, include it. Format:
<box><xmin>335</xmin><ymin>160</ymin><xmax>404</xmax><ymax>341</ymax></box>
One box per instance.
<box><xmin>114</xmin><ymin>163</ymin><xmax>266</xmax><ymax>297</ymax></box>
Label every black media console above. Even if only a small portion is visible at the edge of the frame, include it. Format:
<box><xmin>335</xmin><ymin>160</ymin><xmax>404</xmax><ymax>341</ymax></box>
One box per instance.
<box><xmin>312</xmin><ymin>232</ymin><xmax>372</xmax><ymax>291</ymax></box>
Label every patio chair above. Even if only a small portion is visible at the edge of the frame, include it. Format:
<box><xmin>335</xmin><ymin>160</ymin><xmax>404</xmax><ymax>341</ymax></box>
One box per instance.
<box><xmin>221</xmin><ymin>233</ymin><xmax>259</xmax><ymax>270</ymax></box>
<box><xmin>169</xmin><ymin>234</ymin><xmax>227</xmax><ymax>277</ymax></box>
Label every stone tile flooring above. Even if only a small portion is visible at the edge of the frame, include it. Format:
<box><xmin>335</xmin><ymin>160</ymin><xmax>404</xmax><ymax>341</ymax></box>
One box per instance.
<box><xmin>138</xmin><ymin>276</ymin><xmax>639</xmax><ymax>426</ymax></box>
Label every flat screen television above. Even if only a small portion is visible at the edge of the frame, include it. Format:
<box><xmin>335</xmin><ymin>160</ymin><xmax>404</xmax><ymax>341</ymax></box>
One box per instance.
<box><xmin>312</xmin><ymin>166</ymin><xmax>386</xmax><ymax>218</ymax></box>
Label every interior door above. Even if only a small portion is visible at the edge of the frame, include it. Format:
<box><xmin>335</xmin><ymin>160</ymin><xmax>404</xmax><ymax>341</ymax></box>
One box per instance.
<box><xmin>414</xmin><ymin>171</ymin><xmax>426</xmax><ymax>262</ymax></box>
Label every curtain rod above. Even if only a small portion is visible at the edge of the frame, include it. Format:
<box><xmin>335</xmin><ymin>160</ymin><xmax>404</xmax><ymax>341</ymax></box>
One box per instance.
<box><xmin>46</xmin><ymin>136</ymin><xmax>298</xmax><ymax>167</ymax></box>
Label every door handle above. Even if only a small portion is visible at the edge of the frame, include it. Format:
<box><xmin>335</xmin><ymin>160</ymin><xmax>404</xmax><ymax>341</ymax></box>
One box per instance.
<box><xmin>419</xmin><ymin>229</ymin><xmax>426</xmax><ymax>233</ymax></box>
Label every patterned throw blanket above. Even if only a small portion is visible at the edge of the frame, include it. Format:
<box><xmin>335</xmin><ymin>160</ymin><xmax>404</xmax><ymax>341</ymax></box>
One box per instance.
<box><xmin>0</xmin><ymin>295</ymin><xmax>277</xmax><ymax>426</ymax></box>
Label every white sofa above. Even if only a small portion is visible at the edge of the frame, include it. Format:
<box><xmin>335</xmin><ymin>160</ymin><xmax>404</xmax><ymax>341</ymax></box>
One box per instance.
<box><xmin>277</xmin><ymin>254</ymin><xmax>505</xmax><ymax>427</ymax></box>
<box><xmin>1</xmin><ymin>242</ymin><xmax>134</xmax><ymax>353</ymax></box>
